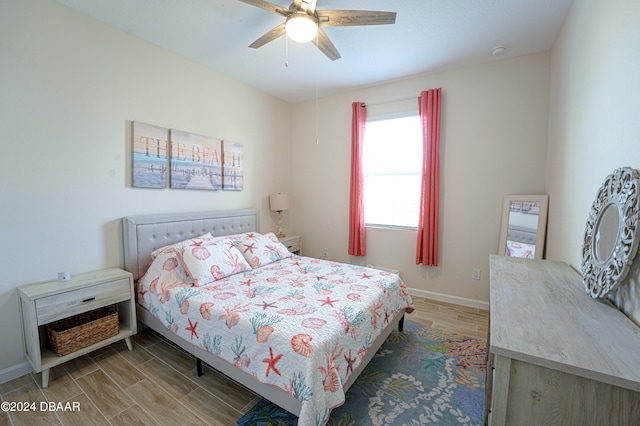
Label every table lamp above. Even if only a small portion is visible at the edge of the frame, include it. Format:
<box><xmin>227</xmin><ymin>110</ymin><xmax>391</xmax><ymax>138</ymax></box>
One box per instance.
<box><xmin>269</xmin><ymin>193</ymin><xmax>289</xmax><ymax>238</ymax></box>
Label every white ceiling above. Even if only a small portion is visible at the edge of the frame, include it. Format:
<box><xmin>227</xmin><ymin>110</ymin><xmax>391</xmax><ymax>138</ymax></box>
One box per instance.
<box><xmin>56</xmin><ymin>0</ymin><xmax>574</xmax><ymax>104</ymax></box>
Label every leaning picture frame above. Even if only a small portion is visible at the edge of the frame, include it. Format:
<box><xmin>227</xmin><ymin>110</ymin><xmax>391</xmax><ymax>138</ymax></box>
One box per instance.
<box><xmin>498</xmin><ymin>194</ymin><xmax>549</xmax><ymax>260</ymax></box>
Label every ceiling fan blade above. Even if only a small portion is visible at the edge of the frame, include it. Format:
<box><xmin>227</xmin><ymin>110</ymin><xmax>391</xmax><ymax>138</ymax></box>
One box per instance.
<box><xmin>312</xmin><ymin>28</ymin><xmax>341</xmax><ymax>61</ymax></box>
<box><xmin>238</xmin><ymin>0</ymin><xmax>289</xmax><ymax>17</ymax></box>
<box><xmin>318</xmin><ymin>10</ymin><xmax>396</xmax><ymax>27</ymax></box>
<box><xmin>248</xmin><ymin>23</ymin><xmax>286</xmax><ymax>48</ymax></box>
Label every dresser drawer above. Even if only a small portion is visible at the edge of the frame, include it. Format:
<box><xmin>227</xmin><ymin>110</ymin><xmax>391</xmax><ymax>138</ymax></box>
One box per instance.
<box><xmin>35</xmin><ymin>279</ymin><xmax>131</xmax><ymax>325</ymax></box>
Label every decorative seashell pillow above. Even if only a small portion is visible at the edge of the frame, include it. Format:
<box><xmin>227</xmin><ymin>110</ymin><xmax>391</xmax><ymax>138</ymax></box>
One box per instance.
<box><xmin>138</xmin><ymin>250</ymin><xmax>193</xmax><ymax>305</ymax></box>
<box><xmin>180</xmin><ymin>240</ymin><xmax>251</xmax><ymax>286</ymax></box>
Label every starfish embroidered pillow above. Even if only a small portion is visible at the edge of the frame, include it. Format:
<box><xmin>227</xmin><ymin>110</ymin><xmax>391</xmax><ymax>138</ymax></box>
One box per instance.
<box><xmin>234</xmin><ymin>232</ymin><xmax>292</xmax><ymax>269</ymax></box>
<box><xmin>150</xmin><ymin>232</ymin><xmax>216</xmax><ymax>260</ymax></box>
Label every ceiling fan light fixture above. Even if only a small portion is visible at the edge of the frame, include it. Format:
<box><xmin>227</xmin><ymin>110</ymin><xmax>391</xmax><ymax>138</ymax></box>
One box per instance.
<box><xmin>285</xmin><ymin>12</ymin><xmax>318</xmax><ymax>43</ymax></box>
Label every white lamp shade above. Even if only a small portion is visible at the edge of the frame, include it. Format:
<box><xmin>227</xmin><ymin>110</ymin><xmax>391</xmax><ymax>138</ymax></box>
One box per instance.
<box><xmin>270</xmin><ymin>193</ymin><xmax>290</xmax><ymax>211</ymax></box>
<box><xmin>285</xmin><ymin>13</ymin><xmax>318</xmax><ymax>43</ymax></box>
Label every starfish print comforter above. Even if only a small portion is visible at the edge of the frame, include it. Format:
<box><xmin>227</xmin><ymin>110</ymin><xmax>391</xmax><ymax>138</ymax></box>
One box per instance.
<box><xmin>137</xmin><ymin>233</ymin><xmax>414</xmax><ymax>426</ymax></box>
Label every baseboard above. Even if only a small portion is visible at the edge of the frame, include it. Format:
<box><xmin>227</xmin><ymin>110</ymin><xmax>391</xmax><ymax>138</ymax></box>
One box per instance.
<box><xmin>0</xmin><ymin>361</ymin><xmax>32</xmax><ymax>385</ymax></box>
<box><xmin>408</xmin><ymin>287</ymin><xmax>489</xmax><ymax>311</ymax></box>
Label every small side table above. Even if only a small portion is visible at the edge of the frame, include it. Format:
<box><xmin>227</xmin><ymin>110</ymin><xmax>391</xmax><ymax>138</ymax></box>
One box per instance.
<box><xmin>18</xmin><ymin>268</ymin><xmax>137</xmax><ymax>388</ymax></box>
<box><xmin>279</xmin><ymin>235</ymin><xmax>302</xmax><ymax>255</ymax></box>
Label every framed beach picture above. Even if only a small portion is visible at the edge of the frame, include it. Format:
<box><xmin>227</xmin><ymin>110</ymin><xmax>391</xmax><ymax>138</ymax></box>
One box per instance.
<box><xmin>131</xmin><ymin>121</ymin><xmax>169</xmax><ymax>189</ymax></box>
<box><xmin>222</xmin><ymin>140</ymin><xmax>244</xmax><ymax>191</ymax></box>
<box><xmin>169</xmin><ymin>129</ymin><xmax>222</xmax><ymax>190</ymax></box>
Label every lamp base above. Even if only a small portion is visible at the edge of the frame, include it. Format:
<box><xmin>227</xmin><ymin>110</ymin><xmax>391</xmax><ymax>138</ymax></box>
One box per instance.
<box><xmin>276</xmin><ymin>211</ymin><xmax>286</xmax><ymax>238</ymax></box>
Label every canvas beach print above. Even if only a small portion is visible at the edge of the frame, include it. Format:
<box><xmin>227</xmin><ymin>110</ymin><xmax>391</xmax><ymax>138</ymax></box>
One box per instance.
<box><xmin>222</xmin><ymin>140</ymin><xmax>244</xmax><ymax>191</ymax></box>
<box><xmin>170</xmin><ymin>129</ymin><xmax>222</xmax><ymax>190</ymax></box>
<box><xmin>131</xmin><ymin>121</ymin><xmax>169</xmax><ymax>188</ymax></box>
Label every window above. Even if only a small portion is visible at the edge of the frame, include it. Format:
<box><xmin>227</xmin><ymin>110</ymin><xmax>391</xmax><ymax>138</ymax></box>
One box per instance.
<box><xmin>363</xmin><ymin>114</ymin><xmax>422</xmax><ymax>228</ymax></box>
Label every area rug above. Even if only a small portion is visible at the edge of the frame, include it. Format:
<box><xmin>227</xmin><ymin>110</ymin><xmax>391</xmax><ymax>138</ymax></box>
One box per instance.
<box><xmin>237</xmin><ymin>321</ymin><xmax>486</xmax><ymax>425</ymax></box>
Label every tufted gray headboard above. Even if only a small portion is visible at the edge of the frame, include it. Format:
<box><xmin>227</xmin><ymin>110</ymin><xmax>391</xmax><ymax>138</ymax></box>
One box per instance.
<box><xmin>506</xmin><ymin>225</ymin><xmax>537</xmax><ymax>245</ymax></box>
<box><xmin>122</xmin><ymin>209</ymin><xmax>259</xmax><ymax>280</ymax></box>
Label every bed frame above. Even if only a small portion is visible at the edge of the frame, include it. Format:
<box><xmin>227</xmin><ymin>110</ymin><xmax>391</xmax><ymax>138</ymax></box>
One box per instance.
<box><xmin>122</xmin><ymin>209</ymin><xmax>406</xmax><ymax>416</ymax></box>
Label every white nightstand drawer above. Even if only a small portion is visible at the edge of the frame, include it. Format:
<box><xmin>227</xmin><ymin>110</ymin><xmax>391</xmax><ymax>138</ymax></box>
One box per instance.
<box><xmin>35</xmin><ymin>278</ymin><xmax>130</xmax><ymax>325</ymax></box>
<box><xmin>19</xmin><ymin>268</ymin><xmax>136</xmax><ymax>388</ymax></box>
<box><xmin>283</xmin><ymin>238</ymin><xmax>301</xmax><ymax>253</ymax></box>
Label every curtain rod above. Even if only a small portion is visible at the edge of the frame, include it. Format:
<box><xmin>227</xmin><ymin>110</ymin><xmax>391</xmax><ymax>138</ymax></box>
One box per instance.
<box><xmin>363</xmin><ymin>96</ymin><xmax>417</xmax><ymax>107</ymax></box>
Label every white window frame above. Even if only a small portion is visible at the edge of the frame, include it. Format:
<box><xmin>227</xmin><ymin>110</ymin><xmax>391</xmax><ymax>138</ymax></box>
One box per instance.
<box><xmin>363</xmin><ymin>111</ymin><xmax>422</xmax><ymax>230</ymax></box>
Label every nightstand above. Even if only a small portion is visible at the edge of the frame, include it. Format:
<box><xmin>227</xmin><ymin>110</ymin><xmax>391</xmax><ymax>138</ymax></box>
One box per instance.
<box><xmin>279</xmin><ymin>235</ymin><xmax>302</xmax><ymax>255</ymax></box>
<box><xmin>18</xmin><ymin>268</ymin><xmax>136</xmax><ymax>388</ymax></box>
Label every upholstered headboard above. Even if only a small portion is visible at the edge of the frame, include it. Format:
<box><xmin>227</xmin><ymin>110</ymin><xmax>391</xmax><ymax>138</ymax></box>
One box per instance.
<box><xmin>506</xmin><ymin>225</ymin><xmax>537</xmax><ymax>245</ymax></box>
<box><xmin>122</xmin><ymin>209</ymin><xmax>259</xmax><ymax>280</ymax></box>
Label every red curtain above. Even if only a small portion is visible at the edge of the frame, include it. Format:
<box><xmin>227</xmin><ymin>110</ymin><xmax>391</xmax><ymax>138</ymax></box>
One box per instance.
<box><xmin>348</xmin><ymin>102</ymin><xmax>367</xmax><ymax>256</ymax></box>
<box><xmin>416</xmin><ymin>89</ymin><xmax>442</xmax><ymax>266</ymax></box>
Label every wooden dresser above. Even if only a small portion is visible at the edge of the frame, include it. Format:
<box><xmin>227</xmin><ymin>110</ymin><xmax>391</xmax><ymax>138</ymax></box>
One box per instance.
<box><xmin>486</xmin><ymin>255</ymin><xmax>640</xmax><ymax>425</ymax></box>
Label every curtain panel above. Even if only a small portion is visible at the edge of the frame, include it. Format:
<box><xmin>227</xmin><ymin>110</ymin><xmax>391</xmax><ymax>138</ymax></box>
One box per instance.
<box><xmin>416</xmin><ymin>89</ymin><xmax>442</xmax><ymax>266</ymax></box>
<box><xmin>348</xmin><ymin>102</ymin><xmax>367</xmax><ymax>256</ymax></box>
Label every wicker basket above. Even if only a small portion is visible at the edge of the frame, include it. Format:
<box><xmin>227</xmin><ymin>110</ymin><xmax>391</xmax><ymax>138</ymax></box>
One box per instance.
<box><xmin>46</xmin><ymin>306</ymin><xmax>119</xmax><ymax>356</ymax></box>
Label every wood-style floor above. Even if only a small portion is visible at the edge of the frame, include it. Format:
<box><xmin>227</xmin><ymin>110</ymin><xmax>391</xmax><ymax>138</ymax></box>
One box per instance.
<box><xmin>0</xmin><ymin>296</ymin><xmax>489</xmax><ymax>426</ymax></box>
<box><xmin>409</xmin><ymin>296</ymin><xmax>489</xmax><ymax>340</ymax></box>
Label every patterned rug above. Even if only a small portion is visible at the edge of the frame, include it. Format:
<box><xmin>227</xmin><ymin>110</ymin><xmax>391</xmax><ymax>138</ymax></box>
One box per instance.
<box><xmin>237</xmin><ymin>321</ymin><xmax>487</xmax><ymax>425</ymax></box>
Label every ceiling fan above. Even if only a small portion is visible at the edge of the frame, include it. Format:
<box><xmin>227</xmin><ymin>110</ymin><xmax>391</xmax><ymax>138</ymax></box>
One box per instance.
<box><xmin>238</xmin><ymin>0</ymin><xmax>396</xmax><ymax>61</ymax></box>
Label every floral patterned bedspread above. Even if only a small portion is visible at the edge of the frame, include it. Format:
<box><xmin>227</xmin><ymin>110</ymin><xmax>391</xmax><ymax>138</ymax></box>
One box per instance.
<box><xmin>137</xmin><ymin>255</ymin><xmax>414</xmax><ymax>425</ymax></box>
<box><xmin>505</xmin><ymin>240</ymin><xmax>536</xmax><ymax>258</ymax></box>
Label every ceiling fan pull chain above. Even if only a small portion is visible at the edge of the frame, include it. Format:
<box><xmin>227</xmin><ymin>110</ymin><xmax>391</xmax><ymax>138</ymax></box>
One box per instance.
<box><xmin>285</xmin><ymin>35</ymin><xmax>289</xmax><ymax>67</ymax></box>
<box><xmin>315</xmin><ymin>31</ymin><xmax>319</xmax><ymax>145</ymax></box>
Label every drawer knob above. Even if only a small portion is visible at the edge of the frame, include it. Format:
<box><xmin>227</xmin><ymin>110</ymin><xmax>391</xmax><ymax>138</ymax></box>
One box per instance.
<box><xmin>82</xmin><ymin>297</ymin><xmax>96</xmax><ymax>303</ymax></box>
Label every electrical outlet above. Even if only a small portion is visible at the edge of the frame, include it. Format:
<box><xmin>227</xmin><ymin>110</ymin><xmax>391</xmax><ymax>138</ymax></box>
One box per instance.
<box><xmin>323</xmin><ymin>248</ymin><xmax>329</xmax><ymax>259</ymax></box>
<box><xmin>472</xmin><ymin>268</ymin><xmax>481</xmax><ymax>280</ymax></box>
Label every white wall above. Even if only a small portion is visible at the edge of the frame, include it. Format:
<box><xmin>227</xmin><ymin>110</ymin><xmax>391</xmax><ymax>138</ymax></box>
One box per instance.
<box><xmin>0</xmin><ymin>0</ymin><xmax>292</xmax><ymax>375</ymax></box>
<box><xmin>11</xmin><ymin>0</ymin><xmax>636</xmax><ymax>382</ymax></box>
<box><xmin>546</xmin><ymin>0</ymin><xmax>640</xmax><ymax>323</ymax></box>
<box><xmin>291</xmin><ymin>53</ymin><xmax>550</xmax><ymax>307</ymax></box>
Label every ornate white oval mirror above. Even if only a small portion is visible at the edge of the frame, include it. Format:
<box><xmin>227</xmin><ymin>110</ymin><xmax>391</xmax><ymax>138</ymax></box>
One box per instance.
<box><xmin>498</xmin><ymin>194</ymin><xmax>549</xmax><ymax>260</ymax></box>
<box><xmin>581</xmin><ymin>167</ymin><xmax>640</xmax><ymax>298</ymax></box>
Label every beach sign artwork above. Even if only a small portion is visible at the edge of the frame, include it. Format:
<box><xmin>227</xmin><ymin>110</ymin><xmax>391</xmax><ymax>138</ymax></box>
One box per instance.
<box><xmin>169</xmin><ymin>129</ymin><xmax>222</xmax><ymax>190</ymax></box>
<box><xmin>222</xmin><ymin>140</ymin><xmax>244</xmax><ymax>191</ymax></box>
<box><xmin>132</xmin><ymin>121</ymin><xmax>168</xmax><ymax>189</ymax></box>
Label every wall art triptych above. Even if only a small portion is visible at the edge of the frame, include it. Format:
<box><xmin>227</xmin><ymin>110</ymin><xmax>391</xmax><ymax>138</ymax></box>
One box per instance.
<box><xmin>131</xmin><ymin>121</ymin><xmax>243</xmax><ymax>191</ymax></box>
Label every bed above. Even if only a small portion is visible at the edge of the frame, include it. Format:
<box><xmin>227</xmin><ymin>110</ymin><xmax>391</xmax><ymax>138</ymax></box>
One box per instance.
<box><xmin>505</xmin><ymin>224</ymin><xmax>537</xmax><ymax>258</ymax></box>
<box><xmin>122</xmin><ymin>209</ymin><xmax>413</xmax><ymax>425</ymax></box>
